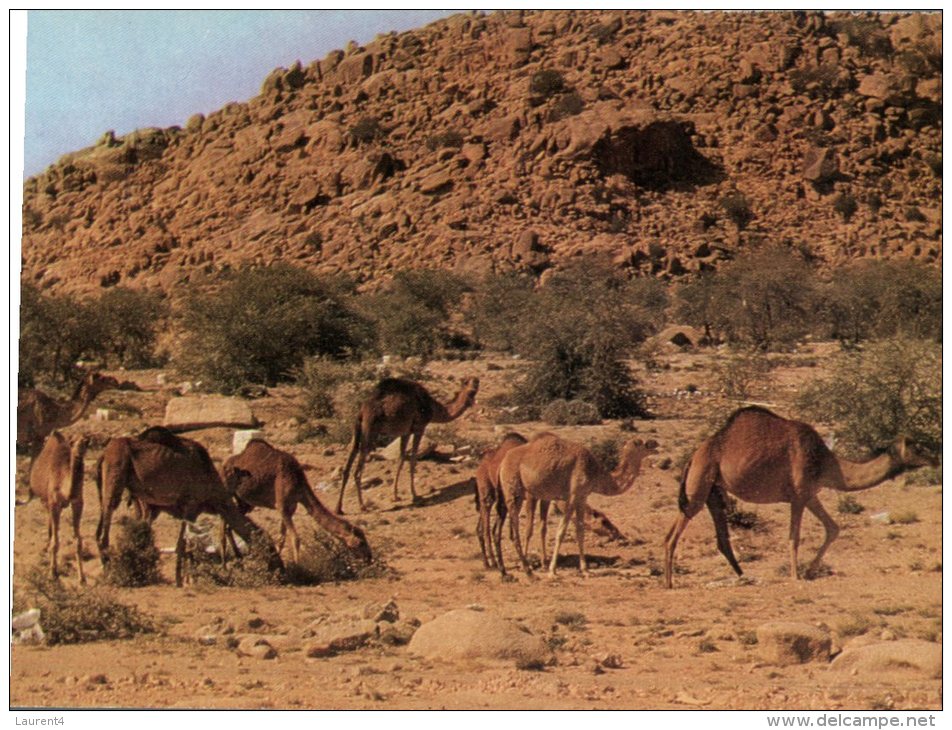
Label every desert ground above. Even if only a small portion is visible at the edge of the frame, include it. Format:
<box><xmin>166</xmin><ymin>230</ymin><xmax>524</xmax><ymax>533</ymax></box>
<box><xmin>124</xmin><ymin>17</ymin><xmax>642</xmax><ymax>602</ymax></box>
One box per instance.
<box><xmin>10</xmin><ymin>342</ymin><xmax>942</xmax><ymax>710</ymax></box>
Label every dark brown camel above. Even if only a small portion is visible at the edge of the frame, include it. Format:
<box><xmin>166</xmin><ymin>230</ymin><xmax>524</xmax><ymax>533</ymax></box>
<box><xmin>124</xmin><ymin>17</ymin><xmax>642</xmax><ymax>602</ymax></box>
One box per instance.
<box><xmin>222</xmin><ymin>439</ymin><xmax>372</xmax><ymax>564</ymax></box>
<box><xmin>663</xmin><ymin>406</ymin><xmax>938</xmax><ymax>587</ymax></box>
<box><xmin>96</xmin><ymin>426</ymin><xmax>282</xmax><ymax>586</ymax></box>
<box><xmin>337</xmin><ymin>376</ymin><xmax>480</xmax><ymax>514</ymax></box>
<box><xmin>29</xmin><ymin>431</ymin><xmax>89</xmax><ymax>583</ymax></box>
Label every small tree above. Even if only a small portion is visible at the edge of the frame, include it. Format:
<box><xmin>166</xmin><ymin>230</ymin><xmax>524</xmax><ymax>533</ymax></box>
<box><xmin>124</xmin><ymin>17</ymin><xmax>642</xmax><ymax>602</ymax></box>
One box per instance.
<box><xmin>91</xmin><ymin>287</ymin><xmax>168</xmax><ymax>368</ymax></box>
<box><xmin>797</xmin><ymin>338</ymin><xmax>941</xmax><ymax>458</ymax></box>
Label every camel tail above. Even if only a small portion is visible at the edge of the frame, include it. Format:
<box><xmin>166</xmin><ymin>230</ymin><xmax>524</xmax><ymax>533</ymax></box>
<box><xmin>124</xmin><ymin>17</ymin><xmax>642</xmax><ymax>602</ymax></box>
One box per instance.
<box><xmin>677</xmin><ymin>462</ymin><xmax>690</xmax><ymax>514</ymax></box>
<box><xmin>94</xmin><ymin>454</ymin><xmax>104</xmax><ymax>543</ymax></box>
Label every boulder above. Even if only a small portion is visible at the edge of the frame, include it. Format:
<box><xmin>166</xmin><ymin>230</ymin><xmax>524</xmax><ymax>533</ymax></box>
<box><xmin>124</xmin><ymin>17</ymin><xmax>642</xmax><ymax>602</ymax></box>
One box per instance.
<box><xmin>802</xmin><ymin>147</ymin><xmax>838</xmax><ymax>183</ymax></box>
<box><xmin>408</xmin><ymin>607</ymin><xmax>550</xmax><ymax>665</ymax></box>
<box><xmin>756</xmin><ymin>621</ymin><xmax>831</xmax><ymax>665</ymax></box>
<box><xmin>233</xmin><ymin>430</ymin><xmax>265</xmax><ymax>455</ymax></box>
<box><xmin>830</xmin><ymin>640</ymin><xmax>941</xmax><ymax>679</ymax></box>
<box><xmin>305</xmin><ymin>619</ymin><xmax>379</xmax><ymax>657</ymax></box>
<box><xmin>381</xmin><ymin>436</ymin><xmax>436</xmax><ymax>461</ymax></box>
<box><xmin>164</xmin><ymin>396</ymin><xmax>258</xmax><ymax>429</ymax></box>
<box><xmin>857</xmin><ymin>73</ymin><xmax>915</xmax><ymax>107</ymax></box>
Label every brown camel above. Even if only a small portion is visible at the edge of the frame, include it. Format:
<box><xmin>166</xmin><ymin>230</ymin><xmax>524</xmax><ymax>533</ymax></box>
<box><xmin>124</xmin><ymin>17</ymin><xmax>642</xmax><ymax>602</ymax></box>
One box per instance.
<box><xmin>498</xmin><ymin>433</ymin><xmax>658</xmax><ymax>577</ymax></box>
<box><xmin>663</xmin><ymin>406</ymin><xmax>938</xmax><ymax>588</ymax></box>
<box><xmin>17</xmin><ymin>371</ymin><xmax>119</xmax><ymax>457</ymax></box>
<box><xmin>222</xmin><ymin>439</ymin><xmax>372</xmax><ymax>564</ymax></box>
<box><xmin>473</xmin><ymin>432</ymin><xmax>529</xmax><ymax>569</ymax></box>
<box><xmin>337</xmin><ymin>376</ymin><xmax>480</xmax><ymax>514</ymax></box>
<box><xmin>96</xmin><ymin>426</ymin><xmax>283</xmax><ymax>586</ymax></box>
<box><xmin>29</xmin><ymin>431</ymin><xmax>89</xmax><ymax>583</ymax></box>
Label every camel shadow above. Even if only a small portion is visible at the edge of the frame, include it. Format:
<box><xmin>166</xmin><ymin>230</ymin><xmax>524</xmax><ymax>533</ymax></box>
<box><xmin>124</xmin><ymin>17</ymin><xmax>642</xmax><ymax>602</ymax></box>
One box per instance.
<box><xmin>550</xmin><ymin>553</ymin><xmax>620</xmax><ymax>571</ymax></box>
<box><xmin>414</xmin><ymin>478</ymin><xmax>476</xmax><ymax>508</ymax></box>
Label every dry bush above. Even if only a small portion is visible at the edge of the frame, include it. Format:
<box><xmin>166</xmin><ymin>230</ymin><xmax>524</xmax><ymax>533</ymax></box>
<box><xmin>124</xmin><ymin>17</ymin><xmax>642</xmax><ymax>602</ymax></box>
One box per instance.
<box><xmin>284</xmin><ymin>530</ymin><xmax>390</xmax><ymax>586</ymax></box>
<box><xmin>188</xmin><ymin>531</ymin><xmax>284</xmax><ymax>588</ymax></box>
<box><xmin>102</xmin><ymin>517</ymin><xmax>161</xmax><ymax>587</ymax></box>
<box><xmin>711</xmin><ymin>349</ymin><xmax>773</xmax><ymax>400</ymax></box>
<box><xmin>541</xmin><ymin>399</ymin><xmax>600</xmax><ymax>426</ymax></box>
<box><xmin>22</xmin><ymin>566</ymin><xmax>155</xmax><ymax>645</ymax></box>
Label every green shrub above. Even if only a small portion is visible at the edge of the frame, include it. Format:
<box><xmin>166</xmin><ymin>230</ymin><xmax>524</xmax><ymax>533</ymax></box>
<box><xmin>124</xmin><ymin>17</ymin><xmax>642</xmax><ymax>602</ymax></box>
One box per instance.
<box><xmin>541</xmin><ymin>399</ymin><xmax>600</xmax><ymax>426</ymax></box>
<box><xmin>103</xmin><ymin>517</ymin><xmax>161</xmax><ymax>587</ymax></box>
<box><xmin>188</xmin><ymin>531</ymin><xmax>285</xmax><ymax>588</ymax></box>
<box><xmin>174</xmin><ymin>264</ymin><xmax>372</xmax><ymax>393</ymax></box>
<box><xmin>797</xmin><ymin>338</ymin><xmax>941</xmax><ymax>458</ymax></box>
<box><xmin>529</xmin><ymin>69</ymin><xmax>566</xmax><ymax>97</ymax></box>
<box><xmin>91</xmin><ymin>287</ymin><xmax>168</xmax><ymax>368</ymax></box>
<box><xmin>711</xmin><ymin>349</ymin><xmax>772</xmax><ymax>399</ymax></box>
<box><xmin>465</xmin><ymin>273</ymin><xmax>536</xmax><ymax>351</ymax></box>
<box><xmin>22</xmin><ymin>566</ymin><xmax>155</xmax><ymax>644</ymax></box>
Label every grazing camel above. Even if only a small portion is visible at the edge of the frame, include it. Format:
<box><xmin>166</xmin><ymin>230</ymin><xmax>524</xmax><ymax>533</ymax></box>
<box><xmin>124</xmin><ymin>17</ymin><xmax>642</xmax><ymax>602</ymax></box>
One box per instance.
<box><xmin>663</xmin><ymin>406</ymin><xmax>939</xmax><ymax>588</ymax></box>
<box><xmin>222</xmin><ymin>439</ymin><xmax>372</xmax><ymax>564</ymax></box>
<box><xmin>29</xmin><ymin>432</ymin><xmax>89</xmax><ymax>583</ymax></box>
<box><xmin>337</xmin><ymin>376</ymin><xmax>480</xmax><ymax>514</ymax></box>
<box><xmin>96</xmin><ymin>426</ymin><xmax>283</xmax><ymax>586</ymax></box>
<box><xmin>17</xmin><ymin>370</ymin><xmax>119</xmax><ymax>457</ymax></box>
<box><xmin>498</xmin><ymin>433</ymin><xmax>658</xmax><ymax>577</ymax></box>
<box><xmin>473</xmin><ymin>432</ymin><xmax>528</xmax><ymax>569</ymax></box>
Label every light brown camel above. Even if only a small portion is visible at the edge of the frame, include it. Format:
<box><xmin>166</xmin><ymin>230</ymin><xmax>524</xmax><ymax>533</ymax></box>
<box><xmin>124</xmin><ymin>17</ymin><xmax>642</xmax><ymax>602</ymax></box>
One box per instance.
<box><xmin>29</xmin><ymin>431</ymin><xmax>89</xmax><ymax>583</ymax></box>
<box><xmin>473</xmin><ymin>432</ymin><xmax>528</xmax><ymax>569</ymax></box>
<box><xmin>663</xmin><ymin>406</ymin><xmax>938</xmax><ymax>588</ymax></box>
<box><xmin>522</xmin><ymin>498</ymin><xmax>628</xmax><ymax>567</ymax></box>
<box><xmin>337</xmin><ymin>376</ymin><xmax>480</xmax><ymax>514</ymax></box>
<box><xmin>96</xmin><ymin>426</ymin><xmax>283</xmax><ymax>586</ymax></box>
<box><xmin>498</xmin><ymin>433</ymin><xmax>658</xmax><ymax>577</ymax></box>
<box><xmin>17</xmin><ymin>371</ymin><xmax>120</xmax><ymax>457</ymax></box>
<box><xmin>222</xmin><ymin>439</ymin><xmax>372</xmax><ymax>564</ymax></box>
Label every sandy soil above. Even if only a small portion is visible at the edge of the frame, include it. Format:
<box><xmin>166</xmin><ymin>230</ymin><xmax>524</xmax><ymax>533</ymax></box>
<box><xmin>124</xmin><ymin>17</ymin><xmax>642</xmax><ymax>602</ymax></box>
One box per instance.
<box><xmin>10</xmin><ymin>343</ymin><xmax>942</xmax><ymax>710</ymax></box>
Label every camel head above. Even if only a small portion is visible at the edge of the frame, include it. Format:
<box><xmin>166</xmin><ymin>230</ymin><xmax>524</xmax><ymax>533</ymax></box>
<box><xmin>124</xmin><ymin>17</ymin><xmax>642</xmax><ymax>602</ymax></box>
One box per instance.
<box><xmin>345</xmin><ymin>524</ymin><xmax>374</xmax><ymax>564</ymax></box>
<box><xmin>457</xmin><ymin>377</ymin><xmax>480</xmax><ymax>408</ymax></box>
<box><xmin>613</xmin><ymin>437</ymin><xmax>660</xmax><ymax>486</ymax></box>
<box><xmin>222</xmin><ymin>463</ymin><xmax>251</xmax><ymax>494</ymax></box>
<box><xmin>890</xmin><ymin>436</ymin><xmax>940</xmax><ymax>470</ymax></box>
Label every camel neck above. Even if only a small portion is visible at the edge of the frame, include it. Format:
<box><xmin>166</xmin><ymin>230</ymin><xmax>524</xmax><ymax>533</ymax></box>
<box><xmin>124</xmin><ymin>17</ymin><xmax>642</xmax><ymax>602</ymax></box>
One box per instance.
<box><xmin>600</xmin><ymin>455</ymin><xmax>645</xmax><ymax>496</ymax></box>
<box><xmin>836</xmin><ymin>451</ymin><xmax>902</xmax><ymax>491</ymax></box>
<box><xmin>431</xmin><ymin>393</ymin><xmax>470</xmax><ymax>424</ymax></box>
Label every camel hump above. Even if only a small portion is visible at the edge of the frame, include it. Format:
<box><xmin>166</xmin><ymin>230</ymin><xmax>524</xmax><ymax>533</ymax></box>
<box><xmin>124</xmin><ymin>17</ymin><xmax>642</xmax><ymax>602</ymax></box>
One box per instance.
<box><xmin>137</xmin><ymin>426</ymin><xmax>188</xmax><ymax>451</ymax></box>
<box><xmin>373</xmin><ymin>377</ymin><xmax>425</xmax><ymax>398</ymax></box>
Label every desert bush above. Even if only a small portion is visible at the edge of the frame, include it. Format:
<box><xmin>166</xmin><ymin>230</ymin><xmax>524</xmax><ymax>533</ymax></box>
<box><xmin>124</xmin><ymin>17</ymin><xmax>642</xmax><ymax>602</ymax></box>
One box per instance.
<box><xmin>832</xmin><ymin>192</ymin><xmax>858</xmax><ymax>222</ymax></box>
<box><xmin>91</xmin><ymin>287</ymin><xmax>168</xmax><ymax>368</ymax></box>
<box><xmin>719</xmin><ymin>192</ymin><xmax>754</xmax><ymax>229</ymax></box>
<box><xmin>22</xmin><ymin>566</ymin><xmax>155</xmax><ymax>644</ymax></box>
<box><xmin>349</xmin><ymin>116</ymin><xmax>385</xmax><ymax>144</ymax></box>
<box><xmin>284</xmin><ymin>530</ymin><xmax>389</xmax><ymax>585</ymax></box>
<box><xmin>797</xmin><ymin>338</ymin><xmax>941</xmax><ymax>458</ymax></box>
<box><xmin>465</xmin><ymin>272</ymin><xmax>536</xmax><ymax>351</ymax></box>
<box><xmin>294</xmin><ymin>357</ymin><xmax>375</xmax><ymax>421</ymax></box>
<box><xmin>675</xmin><ymin>248</ymin><xmax>818</xmax><ymax>350</ymax></box>
<box><xmin>554</xmin><ymin>610</ymin><xmax>588</xmax><ymax>629</ymax></box>
<box><xmin>837</xmin><ymin>495</ymin><xmax>865</xmax><ymax>515</ymax></box>
<box><xmin>817</xmin><ymin>260</ymin><xmax>941</xmax><ymax>345</ymax></box>
<box><xmin>102</xmin><ymin>517</ymin><xmax>161</xmax><ymax>587</ymax></box>
<box><xmin>541</xmin><ymin>399</ymin><xmax>600</xmax><ymax>426</ymax></box>
<box><xmin>362</xmin><ymin>269</ymin><xmax>469</xmax><ymax>359</ymax></box>
<box><xmin>711</xmin><ymin>349</ymin><xmax>772</xmax><ymax>399</ymax></box>
<box><xmin>174</xmin><ymin>264</ymin><xmax>372</xmax><ymax>393</ymax></box>
<box><xmin>529</xmin><ymin>69</ymin><xmax>566</xmax><ymax>97</ymax></box>
<box><xmin>188</xmin><ymin>531</ymin><xmax>285</xmax><ymax>588</ymax></box>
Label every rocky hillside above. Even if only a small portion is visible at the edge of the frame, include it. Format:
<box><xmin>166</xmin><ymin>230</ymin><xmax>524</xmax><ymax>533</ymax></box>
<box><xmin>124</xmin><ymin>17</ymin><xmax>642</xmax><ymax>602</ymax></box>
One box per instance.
<box><xmin>21</xmin><ymin>10</ymin><xmax>941</xmax><ymax>295</ymax></box>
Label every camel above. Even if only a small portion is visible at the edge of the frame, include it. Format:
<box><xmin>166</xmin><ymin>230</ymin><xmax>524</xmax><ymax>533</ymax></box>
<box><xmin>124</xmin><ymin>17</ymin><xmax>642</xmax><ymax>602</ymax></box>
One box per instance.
<box><xmin>521</xmin><ymin>498</ymin><xmax>627</xmax><ymax>567</ymax></box>
<box><xmin>337</xmin><ymin>376</ymin><xmax>480</xmax><ymax>514</ymax></box>
<box><xmin>17</xmin><ymin>370</ymin><xmax>120</xmax><ymax>457</ymax></box>
<box><xmin>222</xmin><ymin>439</ymin><xmax>372</xmax><ymax>564</ymax></box>
<box><xmin>497</xmin><ymin>433</ymin><xmax>658</xmax><ymax>577</ymax></box>
<box><xmin>28</xmin><ymin>431</ymin><xmax>89</xmax><ymax>583</ymax></box>
<box><xmin>96</xmin><ymin>426</ymin><xmax>283</xmax><ymax>586</ymax></box>
<box><xmin>663</xmin><ymin>406</ymin><xmax>939</xmax><ymax>588</ymax></box>
<box><xmin>473</xmin><ymin>432</ymin><xmax>529</xmax><ymax>569</ymax></box>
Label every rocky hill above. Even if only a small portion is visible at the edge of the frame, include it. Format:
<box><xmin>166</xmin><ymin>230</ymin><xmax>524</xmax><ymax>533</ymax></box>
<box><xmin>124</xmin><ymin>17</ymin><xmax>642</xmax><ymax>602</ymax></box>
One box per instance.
<box><xmin>21</xmin><ymin>10</ymin><xmax>941</xmax><ymax>295</ymax></box>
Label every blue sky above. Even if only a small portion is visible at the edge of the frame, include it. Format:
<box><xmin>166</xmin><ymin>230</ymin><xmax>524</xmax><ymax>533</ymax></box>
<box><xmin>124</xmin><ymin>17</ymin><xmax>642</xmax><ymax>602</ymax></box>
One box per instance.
<box><xmin>20</xmin><ymin>10</ymin><xmax>459</xmax><ymax>178</ymax></box>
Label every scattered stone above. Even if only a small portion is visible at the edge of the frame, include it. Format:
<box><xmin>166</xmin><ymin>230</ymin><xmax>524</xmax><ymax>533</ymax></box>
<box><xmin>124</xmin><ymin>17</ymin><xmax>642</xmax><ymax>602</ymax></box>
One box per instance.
<box><xmin>756</xmin><ymin>622</ymin><xmax>831</xmax><ymax>665</ymax></box>
<box><xmin>363</xmin><ymin>599</ymin><xmax>400</xmax><ymax>623</ymax></box>
<box><xmin>830</xmin><ymin>640</ymin><xmax>941</xmax><ymax>679</ymax></box>
<box><xmin>305</xmin><ymin>619</ymin><xmax>379</xmax><ymax>657</ymax></box>
<box><xmin>237</xmin><ymin>636</ymin><xmax>277</xmax><ymax>660</ymax></box>
<box><xmin>408</xmin><ymin>607</ymin><xmax>551</xmax><ymax>666</ymax></box>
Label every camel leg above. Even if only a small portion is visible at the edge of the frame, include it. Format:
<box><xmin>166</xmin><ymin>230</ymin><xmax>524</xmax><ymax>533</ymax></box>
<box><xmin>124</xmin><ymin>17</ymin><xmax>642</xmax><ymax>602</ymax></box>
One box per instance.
<box><xmin>353</xmin><ymin>445</ymin><xmax>370</xmax><ymax>512</ymax></box>
<box><xmin>392</xmin><ymin>434</ymin><xmax>409</xmax><ymax>502</ymax></box>
<box><xmin>491</xmin><ymin>499</ymin><xmax>508</xmax><ymax>576</ymax></box>
<box><xmin>574</xmin><ymin>502</ymin><xmax>588</xmax><ymax>576</ymax></box>
<box><xmin>804</xmin><ymin>496</ymin><xmax>840</xmax><ymax>578</ymax></box>
<box><xmin>477</xmin><ymin>487</ymin><xmax>496</xmax><ymax>569</ymax></box>
<box><xmin>337</xmin><ymin>438</ymin><xmax>362</xmax><ymax>515</ymax></box>
<box><xmin>506</xmin><ymin>494</ymin><xmax>532</xmax><ymax>576</ymax></box>
<box><xmin>549</xmin><ymin>503</ymin><xmax>574</xmax><ymax>578</ymax></box>
<box><xmin>539</xmin><ymin>500</ymin><xmax>551</xmax><ymax>566</ymax></box>
<box><xmin>175</xmin><ymin>521</ymin><xmax>187</xmax><ymax>588</ymax></box>
<box><xmin>706</xmin><ymin>486</ymin><xmax>743</xmax><ymax>578</ymax></box>
<box><xmin>282</xmin><ymin>511</ymin><xmax>301</xmax><ymax>564</ymax></box>
<box><xmin>523</xmin><ymin>495</ymin><xmax>537</xmax><ymax>556</ymax></box>
<box><xmin>408</xmin><ymin>432</ymin><xmax>422</xmax><ymax>504</ymax></box>
<box><xmin>663</xmin><ymin>461</ymin><xmax>715</xmax><ymax>588</ymax></box>
<box><xmin>48</xmin><ymin>506</ymin><xmax>62</xmax><ymax>580</ymax></box>
<box><xmin>71</xmin><ymin>499</ymin><xmax>86</xmax><ymax>585</ymax></box>
<box><xmin>788</xmin><ymin>500</ymin><xmax>808</xmax><ymax>580</ymax></box>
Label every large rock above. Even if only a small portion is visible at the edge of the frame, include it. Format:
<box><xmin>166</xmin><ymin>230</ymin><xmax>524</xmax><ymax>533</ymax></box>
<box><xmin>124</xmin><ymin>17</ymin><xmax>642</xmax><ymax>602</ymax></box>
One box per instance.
<box><xmin>408</xmin><ymin>607</ymin><xmax>550</xmax><ymax>665</ymax></box>
<box><xmin>830</xmin><ymin>640</ymin><xmax>941</xmax><ymax>679</ymax></box>
<box><xmin>802</xmin><ymin>147</ymin><xmax>838</xmax><ymax>183</ymax></box>
<box><xmin>756</xmin><ymin>621</ymin><xmax>831</xmax><ymax>665</ymax></box>
<box><xmin>381</xmin><ymin>435</ymin><xmax>436</xmax><ymax>461</ymax></box>
<box><xmin>164</xmin><ymin>396</ymin><xmax>258</xmax><ymax>429</ymax></box>
<box><xmin>304</xmin><ymin>619</ymin><xmax>379</xmax><ymax>658</ymax></box>
<box><xmin>857</xmin><ymin>73</ymin><xmax>915</xmax><ymax>107</ymax></box>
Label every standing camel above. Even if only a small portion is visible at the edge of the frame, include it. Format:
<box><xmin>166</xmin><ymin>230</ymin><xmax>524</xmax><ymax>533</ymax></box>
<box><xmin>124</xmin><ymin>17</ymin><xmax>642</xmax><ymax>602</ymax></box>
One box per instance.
<box><xmin>663</xmin><ymin>406</ymin><xmax>938</xmax><ymax>588</ymax></box>
<box><xmin>337</xmin><ymin>376</ymin><xmax>480</xmax><ymax>514</ymax></box>
<box><xmin>96</xmin><ymin>426</ymin><xmax>283</xmax><ymax>586</ymax></box>
<box><xmin>473</xmin><ymin>432</ymin><xmax>528</xmax><ymax>569</ymax></box>
<box><xmin>498</xmin><ymin>433</ymin><xmax>658</xmax><ymax>577</ymax></box>
<box><xmin>17</xmin><ymin>370</ymin><xmax>119</xmax><ymax>457</ymax></box>
<box><xmin>29</xmin><ymin>431</ymin><xmax>89</xmax><ymax>583</ymax></box>
<box><xmin>222</xmin><ymin>439</ymin><xmax>372</xmax><ymax>564</ymax></box>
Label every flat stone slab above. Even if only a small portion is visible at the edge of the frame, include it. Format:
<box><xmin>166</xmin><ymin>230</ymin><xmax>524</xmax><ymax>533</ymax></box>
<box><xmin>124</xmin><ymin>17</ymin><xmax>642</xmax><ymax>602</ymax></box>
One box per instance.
<box><xmin>830</xmin><ymin>640</ymin><xmax>941</xmax><ymax>679</ymax></box>
<box><xmin>408</xmin><ymin>607</ymin><xmax>550</xmax><ymax>665</ymax></box>
<box><xmin>756</xmin><ymin>621</ymin><xmax>831</xmax><ymax>665</ymax></box>
<box><xmin>164</xmin><ymin>396</ymin><xmax>257</xmax><ymax>428</ymax></box>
